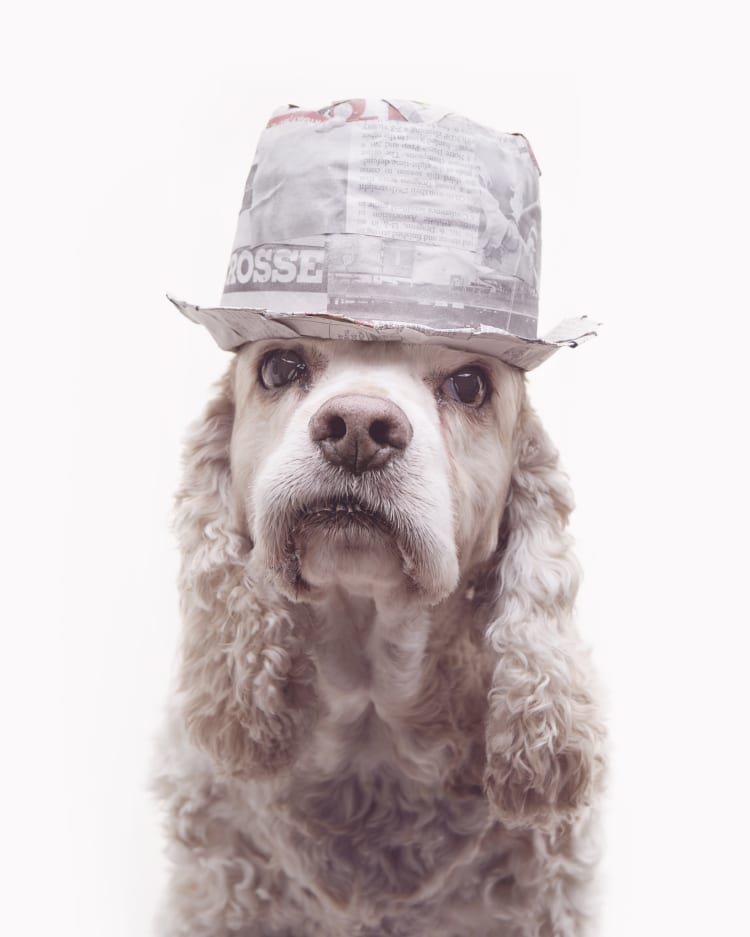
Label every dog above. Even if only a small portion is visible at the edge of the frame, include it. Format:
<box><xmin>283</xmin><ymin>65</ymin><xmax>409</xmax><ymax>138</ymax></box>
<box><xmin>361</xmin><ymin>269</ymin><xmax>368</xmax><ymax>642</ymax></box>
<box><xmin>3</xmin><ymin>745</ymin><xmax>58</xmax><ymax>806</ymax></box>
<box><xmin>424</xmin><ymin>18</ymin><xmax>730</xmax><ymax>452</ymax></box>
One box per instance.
<box><xmin>153</xmin><ymin>336</ymin><xmax>606</xmax><ymax>936</ymax></box>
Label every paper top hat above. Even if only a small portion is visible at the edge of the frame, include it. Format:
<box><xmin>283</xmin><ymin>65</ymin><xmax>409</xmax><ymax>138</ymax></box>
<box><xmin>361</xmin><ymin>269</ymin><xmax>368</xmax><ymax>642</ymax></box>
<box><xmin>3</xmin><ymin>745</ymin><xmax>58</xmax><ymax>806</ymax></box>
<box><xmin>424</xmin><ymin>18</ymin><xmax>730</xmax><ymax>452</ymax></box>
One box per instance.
<box><xmin>170</xmin><ymin>98</ymin><xmax>596</xmax><ymax>370</ymax></box>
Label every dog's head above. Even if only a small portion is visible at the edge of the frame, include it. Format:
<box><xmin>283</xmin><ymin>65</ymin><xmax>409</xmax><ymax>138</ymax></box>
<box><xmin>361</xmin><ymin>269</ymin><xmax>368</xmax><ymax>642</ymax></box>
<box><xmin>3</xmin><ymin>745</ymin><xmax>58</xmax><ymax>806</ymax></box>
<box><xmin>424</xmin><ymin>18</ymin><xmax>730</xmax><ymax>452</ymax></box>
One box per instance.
<box><xmin>229</xmin><ymin>339</ymin><xmax>524</xmax><ymax>605</ymax></box>
<box><xmin>176</xmin><ymin>337</ymin><xmax>579</xmax><ymax>787</ymax></box>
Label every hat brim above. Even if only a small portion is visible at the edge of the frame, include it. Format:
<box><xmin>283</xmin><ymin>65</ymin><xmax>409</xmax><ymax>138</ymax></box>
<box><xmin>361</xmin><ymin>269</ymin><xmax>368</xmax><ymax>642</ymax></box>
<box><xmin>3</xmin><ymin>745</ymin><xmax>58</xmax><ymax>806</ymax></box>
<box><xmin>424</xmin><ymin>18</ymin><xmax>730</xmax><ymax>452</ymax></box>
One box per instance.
<box><xmin>168</xmin><ymin>296</ymin><xmax>597</xmax><ymax>372</ymax></box>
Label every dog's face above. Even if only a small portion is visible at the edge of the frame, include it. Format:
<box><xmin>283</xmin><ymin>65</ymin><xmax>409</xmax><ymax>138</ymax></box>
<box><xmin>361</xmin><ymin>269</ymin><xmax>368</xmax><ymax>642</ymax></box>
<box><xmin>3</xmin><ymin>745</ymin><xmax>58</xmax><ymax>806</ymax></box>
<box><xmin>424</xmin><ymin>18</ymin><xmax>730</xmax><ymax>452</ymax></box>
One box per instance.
<box><xmin>230</xmin><ymin>339</ymin><xmax>524</xmax><ymax>605</ymax></box>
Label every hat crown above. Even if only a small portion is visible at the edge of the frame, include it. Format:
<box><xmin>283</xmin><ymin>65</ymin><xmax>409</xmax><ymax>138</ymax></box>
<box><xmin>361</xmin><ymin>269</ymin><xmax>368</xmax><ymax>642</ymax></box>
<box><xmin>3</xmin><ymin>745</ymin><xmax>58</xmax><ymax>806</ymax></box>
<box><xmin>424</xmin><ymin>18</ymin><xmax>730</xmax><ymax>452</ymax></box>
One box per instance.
<box><xmin>221</xmin><ymin>98</ymin><xmax>542</xmax><ymax>342</ymax></box>
<box><xmin>171</xmin><ymin>97</ymin><xmax>597</xmax><ymax>370</ymax></box>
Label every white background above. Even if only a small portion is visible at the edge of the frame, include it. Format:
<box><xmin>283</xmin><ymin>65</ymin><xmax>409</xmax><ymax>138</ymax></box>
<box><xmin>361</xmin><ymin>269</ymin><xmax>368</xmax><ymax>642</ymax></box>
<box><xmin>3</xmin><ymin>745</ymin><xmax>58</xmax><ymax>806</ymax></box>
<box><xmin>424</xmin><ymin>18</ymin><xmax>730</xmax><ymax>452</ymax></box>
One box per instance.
<box><xmin>2</xmin><ymin>2</ymin><xmax>748</xmax><ymax>935</ymax></box>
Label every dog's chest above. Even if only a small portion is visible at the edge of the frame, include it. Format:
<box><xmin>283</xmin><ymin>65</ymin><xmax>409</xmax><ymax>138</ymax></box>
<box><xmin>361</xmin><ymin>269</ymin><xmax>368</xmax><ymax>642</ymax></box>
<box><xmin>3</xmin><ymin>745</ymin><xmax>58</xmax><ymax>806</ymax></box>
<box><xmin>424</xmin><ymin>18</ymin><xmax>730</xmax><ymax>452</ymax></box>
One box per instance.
<box><xmin>277</xmin><ymin>715</ymin><xmax>491</xmax><ymax>917</ymax></box>
<box><xmin>276</xmin><ymin>764</ymin><xmax>491</xmax><ymax>914</ymax></box>
<box><xmin>246</xmin><ymin>600</ymin><xmax>499</xmax><ymax>921</ymax></box>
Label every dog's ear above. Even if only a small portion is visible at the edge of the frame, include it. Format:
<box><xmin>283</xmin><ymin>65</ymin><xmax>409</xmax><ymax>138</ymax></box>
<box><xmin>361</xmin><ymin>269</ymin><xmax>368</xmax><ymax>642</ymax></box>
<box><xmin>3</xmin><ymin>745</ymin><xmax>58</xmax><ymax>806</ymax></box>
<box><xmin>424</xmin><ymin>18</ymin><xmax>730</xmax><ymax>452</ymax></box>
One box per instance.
<box><xmin>174</xmin><ymin>360</ymin><xmax>318</xmax><ymax>779</ymax></box>
<box><xmin>483</xmin><ymin>398</ymin><xmax>606</xmax><ymax>830</ymax></box>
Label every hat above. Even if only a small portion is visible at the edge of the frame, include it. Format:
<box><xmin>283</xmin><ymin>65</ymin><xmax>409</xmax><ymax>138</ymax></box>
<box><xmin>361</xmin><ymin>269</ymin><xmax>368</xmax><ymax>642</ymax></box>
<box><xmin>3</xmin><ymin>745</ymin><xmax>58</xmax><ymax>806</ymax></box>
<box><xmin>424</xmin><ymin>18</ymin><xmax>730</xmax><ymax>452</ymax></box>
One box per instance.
<box><xmin>169</xmin><ymin>98</ymin><xmax>596</xmax><ymax>370</ymax></box>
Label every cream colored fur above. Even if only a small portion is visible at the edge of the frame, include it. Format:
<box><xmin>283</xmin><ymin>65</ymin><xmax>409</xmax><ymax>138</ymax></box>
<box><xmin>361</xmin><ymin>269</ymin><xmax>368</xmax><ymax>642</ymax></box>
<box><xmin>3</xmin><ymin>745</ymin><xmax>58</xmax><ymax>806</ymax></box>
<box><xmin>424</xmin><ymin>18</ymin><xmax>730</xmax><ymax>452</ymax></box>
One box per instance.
<box><xmin>152</xmin><ymin>339</ymin><xmax>606</xmax><ymax>936</ymax></box>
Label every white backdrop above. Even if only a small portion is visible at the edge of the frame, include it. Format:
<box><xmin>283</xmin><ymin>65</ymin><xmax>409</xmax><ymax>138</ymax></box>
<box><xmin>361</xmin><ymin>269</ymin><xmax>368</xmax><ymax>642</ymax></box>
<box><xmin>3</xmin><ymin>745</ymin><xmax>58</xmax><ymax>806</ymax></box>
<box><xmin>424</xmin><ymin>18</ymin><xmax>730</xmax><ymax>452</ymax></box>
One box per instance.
<box><xmin>2</xmin><ymin>3</ymin><xmax>748</xmax><ymax>935</ymax></box>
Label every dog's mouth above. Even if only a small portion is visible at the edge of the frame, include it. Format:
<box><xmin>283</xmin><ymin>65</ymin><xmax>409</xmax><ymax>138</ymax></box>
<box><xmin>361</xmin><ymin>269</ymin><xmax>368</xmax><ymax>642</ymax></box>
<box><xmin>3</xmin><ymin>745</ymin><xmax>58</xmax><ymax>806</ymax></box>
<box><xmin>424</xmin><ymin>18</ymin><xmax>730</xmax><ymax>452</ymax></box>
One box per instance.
<box><xmin>257</xmin><ymin>481</ymin><xmax>457</xmax><ymax>604</ymax></box>
<box><xmin>265</xmin><ymin>494</ymin><xmax>418</xmax><ymax>595</ymax></box>
<box><xmin>294</xmin><ymin>497</ymin><xmax>394</xmax><ymax>538</ymax></box>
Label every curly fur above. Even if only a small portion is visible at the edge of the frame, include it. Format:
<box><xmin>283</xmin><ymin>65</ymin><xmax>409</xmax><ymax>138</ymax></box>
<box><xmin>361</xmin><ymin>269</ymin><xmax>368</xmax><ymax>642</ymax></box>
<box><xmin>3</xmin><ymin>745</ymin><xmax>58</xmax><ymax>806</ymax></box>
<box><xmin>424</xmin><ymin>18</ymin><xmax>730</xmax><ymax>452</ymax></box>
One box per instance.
<box><xmin>152</xmin><ymin>340</ymin><xmax>606</xmax><ymax>936</ymax></box>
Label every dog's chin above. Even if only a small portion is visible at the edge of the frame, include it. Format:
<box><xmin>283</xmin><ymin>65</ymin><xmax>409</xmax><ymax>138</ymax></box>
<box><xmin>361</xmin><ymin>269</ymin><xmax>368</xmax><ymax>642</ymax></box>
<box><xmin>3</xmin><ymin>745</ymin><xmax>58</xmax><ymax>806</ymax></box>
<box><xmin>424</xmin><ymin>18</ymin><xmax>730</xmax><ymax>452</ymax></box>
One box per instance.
<box><xmin>297</xmin><ymin>522</ymin><xmax>407</xmax><ymax>599</ymax></box>
<box><xmin>260</xmin><ymin>501</ymin><xmax>457</xmax><ymax>605</ymax></box>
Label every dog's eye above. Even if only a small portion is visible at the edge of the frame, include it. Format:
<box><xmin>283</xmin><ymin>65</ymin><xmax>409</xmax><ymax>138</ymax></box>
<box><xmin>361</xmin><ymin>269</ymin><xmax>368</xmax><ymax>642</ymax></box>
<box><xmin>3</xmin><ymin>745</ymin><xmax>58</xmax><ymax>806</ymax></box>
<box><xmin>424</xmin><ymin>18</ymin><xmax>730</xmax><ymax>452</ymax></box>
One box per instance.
<box><xmin>260</xmin><ymin>349</ymin><xmax>307</xmax><ymax>388</ymax></box>
<box><xmin>441</xmin><ymin>367</ymin><xmax>490</xmax><ymax>407</ymax></box>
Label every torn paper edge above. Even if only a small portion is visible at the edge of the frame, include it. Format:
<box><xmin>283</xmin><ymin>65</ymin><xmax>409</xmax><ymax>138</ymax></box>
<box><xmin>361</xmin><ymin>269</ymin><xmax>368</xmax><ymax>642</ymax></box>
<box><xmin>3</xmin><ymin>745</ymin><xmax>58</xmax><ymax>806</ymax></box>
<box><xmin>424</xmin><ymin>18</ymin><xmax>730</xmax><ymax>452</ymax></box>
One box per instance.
<box><xmin>168</xmin><ymin>296</ymin><xmax>598</xmax><ymax>372</ymax></box>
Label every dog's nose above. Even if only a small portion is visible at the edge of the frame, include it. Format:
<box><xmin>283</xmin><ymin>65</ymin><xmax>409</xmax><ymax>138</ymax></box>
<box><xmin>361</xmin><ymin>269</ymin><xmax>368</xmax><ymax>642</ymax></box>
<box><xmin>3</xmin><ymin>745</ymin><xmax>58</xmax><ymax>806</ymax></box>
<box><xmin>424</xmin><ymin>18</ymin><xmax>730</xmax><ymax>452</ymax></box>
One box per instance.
<box><xmin>309</xmin><ymin>394</ymin><xmax>413</xmax><ymax>474</ymax></box>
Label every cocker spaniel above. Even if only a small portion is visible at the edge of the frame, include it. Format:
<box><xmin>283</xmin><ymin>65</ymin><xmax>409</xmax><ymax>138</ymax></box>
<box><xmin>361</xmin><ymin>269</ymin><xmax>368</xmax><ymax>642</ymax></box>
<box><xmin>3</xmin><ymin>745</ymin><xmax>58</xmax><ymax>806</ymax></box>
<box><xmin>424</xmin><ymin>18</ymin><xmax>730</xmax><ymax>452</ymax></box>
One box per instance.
<box><xmin>153</xmin><ymin>337</ymin><xmax>606</xmax><ymax>936</ymax></box>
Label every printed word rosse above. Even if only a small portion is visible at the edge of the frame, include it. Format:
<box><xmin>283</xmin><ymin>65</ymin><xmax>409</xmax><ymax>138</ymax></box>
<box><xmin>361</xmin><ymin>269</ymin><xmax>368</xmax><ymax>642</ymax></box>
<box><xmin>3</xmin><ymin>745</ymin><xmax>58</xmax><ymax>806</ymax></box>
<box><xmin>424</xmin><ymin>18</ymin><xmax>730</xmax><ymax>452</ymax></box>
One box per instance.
<box><xmin>225</xmin><ymin>245</ymin><xmax>325</xmax><ymax>291</ymax></box>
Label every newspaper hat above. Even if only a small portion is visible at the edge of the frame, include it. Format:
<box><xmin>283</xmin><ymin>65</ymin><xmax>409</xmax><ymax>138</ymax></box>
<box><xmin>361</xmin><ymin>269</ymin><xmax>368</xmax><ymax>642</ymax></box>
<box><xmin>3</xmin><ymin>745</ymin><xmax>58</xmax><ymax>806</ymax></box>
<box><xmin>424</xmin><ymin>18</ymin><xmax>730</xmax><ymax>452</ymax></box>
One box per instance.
<box><xmin>169</xmin><ymin>98</ymin><xmax>596</xmax><ymax>370</ymax></box>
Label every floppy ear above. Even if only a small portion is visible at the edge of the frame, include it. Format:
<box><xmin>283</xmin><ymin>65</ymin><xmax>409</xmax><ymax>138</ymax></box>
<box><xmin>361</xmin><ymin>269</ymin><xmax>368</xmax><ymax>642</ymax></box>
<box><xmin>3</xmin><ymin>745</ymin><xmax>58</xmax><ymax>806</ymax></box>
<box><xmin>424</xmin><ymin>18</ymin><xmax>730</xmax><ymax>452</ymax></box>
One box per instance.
<box><xmin>174</xmin><ymin>360</ymin><xmax>318</xmax><ymax>779</ymax></box>
<box><xmin>483</xmin><ymin>397</ymin><xmax>606</xmax><ymax>830</ymax></box>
